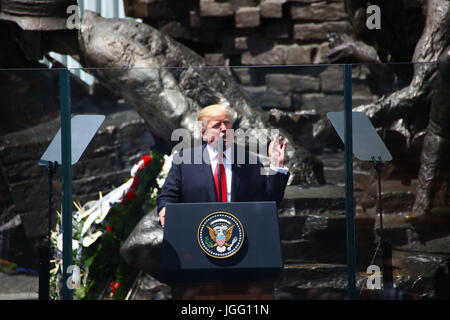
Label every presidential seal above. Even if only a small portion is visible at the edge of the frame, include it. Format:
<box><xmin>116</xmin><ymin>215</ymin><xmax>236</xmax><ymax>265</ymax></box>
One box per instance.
<box><xmin>197</xmin><ymin>212</ymin><xmax>244</xmax><ymax>259</ymax></box>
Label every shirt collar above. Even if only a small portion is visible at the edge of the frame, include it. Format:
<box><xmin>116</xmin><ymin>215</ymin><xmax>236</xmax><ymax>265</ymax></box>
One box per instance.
<box><xmin>206</xmin><ymin>143</ymin><xmax>232</xmax><ymax>161</ymax></box>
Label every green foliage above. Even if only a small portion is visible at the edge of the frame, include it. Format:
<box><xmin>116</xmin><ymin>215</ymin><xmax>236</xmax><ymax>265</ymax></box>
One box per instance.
<box><xmin>0</xmin><ymin>259</ymin><xmax>17</xmax><ymax>273</ymax></box>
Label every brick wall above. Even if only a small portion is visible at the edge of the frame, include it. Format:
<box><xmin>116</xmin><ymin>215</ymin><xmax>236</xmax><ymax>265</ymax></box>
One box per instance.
<box><xmin>124</xmin><ymin>0</ymin><xmax>352</xmax><ymax>66</ymax></box>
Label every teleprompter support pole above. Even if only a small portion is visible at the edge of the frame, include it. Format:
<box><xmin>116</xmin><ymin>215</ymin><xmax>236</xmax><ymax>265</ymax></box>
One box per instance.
<box><xmin>60</xmin><ymin>69</ymin><xmax>73</xmax><ymax>300</ymax></box>
<box><xmin>38</xmin><ymin>161</ymin><xmax>58</xmax><ymax>300</ymax></box>
<box><xmin>344</xmin><ymin>64</ymin><xmax>357</xmax><ymax>300</ymax></box>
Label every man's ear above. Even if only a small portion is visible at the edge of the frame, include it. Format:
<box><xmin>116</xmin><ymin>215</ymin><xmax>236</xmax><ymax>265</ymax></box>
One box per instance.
<box><xmin>201</xmin><ymin>128</ymin><xmax>207</xmax><ymax>141</ymax></box>
<box><xmin>201</xmin><ymin>120</ymin><xmax>210</xmax><ymax>141</ymax></box>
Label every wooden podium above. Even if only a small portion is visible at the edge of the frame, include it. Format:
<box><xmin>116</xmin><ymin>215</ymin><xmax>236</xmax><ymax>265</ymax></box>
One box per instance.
<box><xmin>162</xmin><ymin>202</ymin><xmax>283</xmax><ymax>300</ymax></box>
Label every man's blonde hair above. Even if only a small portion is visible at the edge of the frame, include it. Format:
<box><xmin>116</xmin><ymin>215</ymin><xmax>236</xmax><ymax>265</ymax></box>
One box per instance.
<box><xmin>198</xmin><ymin>104</ymin><xmax>233</xmax><ymax>132</ymax></box>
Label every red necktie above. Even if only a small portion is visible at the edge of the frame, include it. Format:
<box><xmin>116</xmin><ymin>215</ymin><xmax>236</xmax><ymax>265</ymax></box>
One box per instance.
<box><xmin>213</xmin><ymin>155</ymin><xmax>227</xmax><ymax>202</ymax></box>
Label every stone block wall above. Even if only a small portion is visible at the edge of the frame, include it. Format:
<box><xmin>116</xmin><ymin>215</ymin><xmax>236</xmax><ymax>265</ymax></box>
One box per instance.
<box><xmin>124</xmin><ymin>0</ymin><xmax>352</xmax><ymax>66</ymax></box>
<box><xmin>233</xmin><ymin>64</ymin><xmax>379</xmax><ymax>153</ymax></box>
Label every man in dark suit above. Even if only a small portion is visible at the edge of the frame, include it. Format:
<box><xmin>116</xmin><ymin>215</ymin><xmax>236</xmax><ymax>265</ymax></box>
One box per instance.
<box><xmin>156</xmin><ymin>104</ymin><xmax>289</xmax><ymax>226</ymax></box>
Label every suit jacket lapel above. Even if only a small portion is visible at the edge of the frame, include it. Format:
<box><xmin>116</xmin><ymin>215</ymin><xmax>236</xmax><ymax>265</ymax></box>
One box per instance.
<box><xmin>200</xmin><ymin>143</ymin><xmax>217</xmax><ymax>202</ymax></box>
<box><xmin>231</xmin><ymin>145</ymin><xmax>241</xmax><ymax>202</ymax></box>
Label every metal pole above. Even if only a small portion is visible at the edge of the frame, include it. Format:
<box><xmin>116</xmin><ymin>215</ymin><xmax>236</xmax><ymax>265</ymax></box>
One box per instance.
<box><xmin>60</xmin><ymin>69</ymin><xmax>73</xmax><ymax>300</ymax></box>
<box><xmin>38</xmin><ymin>161</ymin><xmax>57</xmax><ymax>300</ymax></box>
<box><xmin>344</xmin><ymin>64</ymin><xmax>357</xmax><ymax>300</ymax></box>
<box><xmin>373</xmin><ymin>158</ymin><xmax>394</xmax><ymax>295</ymax></box>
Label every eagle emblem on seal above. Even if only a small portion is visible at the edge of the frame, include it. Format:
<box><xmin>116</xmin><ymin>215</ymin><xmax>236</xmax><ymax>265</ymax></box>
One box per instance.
<box><xmin>207</xmin><ymin>224</ymin><xmax>235</xmax><ymax>253</ymax></box>
<box><xmin>198</xmin><ymin>212</ymin><xmax>244</xmax><ymax>258</ymax></box>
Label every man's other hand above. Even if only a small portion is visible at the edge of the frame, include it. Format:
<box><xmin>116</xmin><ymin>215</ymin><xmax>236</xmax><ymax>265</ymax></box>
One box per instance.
<box><xmin>269</xmin><ymin>133</ymin><xmax>287</xmax><ymax>167</ymax></box>
<box><xmin>159</xmin><ymin>207</ymin><xmax>166</xmax><ymax>227</ymax></box>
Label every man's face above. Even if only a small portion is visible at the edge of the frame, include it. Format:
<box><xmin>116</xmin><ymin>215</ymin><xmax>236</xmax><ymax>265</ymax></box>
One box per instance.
<box><xmin>203</xmin><ymin>115</ymin><xmax>233</xmax><ymax>149</ymax></box>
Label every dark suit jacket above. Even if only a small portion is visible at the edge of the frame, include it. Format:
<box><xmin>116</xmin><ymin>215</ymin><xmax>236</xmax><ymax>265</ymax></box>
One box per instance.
<box><xmin>156</xmin><ymin>143</ymin><xmax>289</xmax><ymax>212</ymax></box>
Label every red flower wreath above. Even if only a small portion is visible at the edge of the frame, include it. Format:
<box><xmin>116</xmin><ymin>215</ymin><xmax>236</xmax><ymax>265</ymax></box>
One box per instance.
<box><xmin>130</xmin><ymin>176</ymin><xmax>140</xmax><ymax>191</ymax></box>
<box><xmin>121</xmin><ymin>155</ymin><xmax>152</xmax><ymax>204</ymax></box>
<box><xmin>138</xmin><ymin>155</ymin><xmax>152</xmax><ymax>170</ymax></box>
<box><xmin>121</xmin><ymin>189</ymin><xmax>136</xmax><ymax>204</ymax></box>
